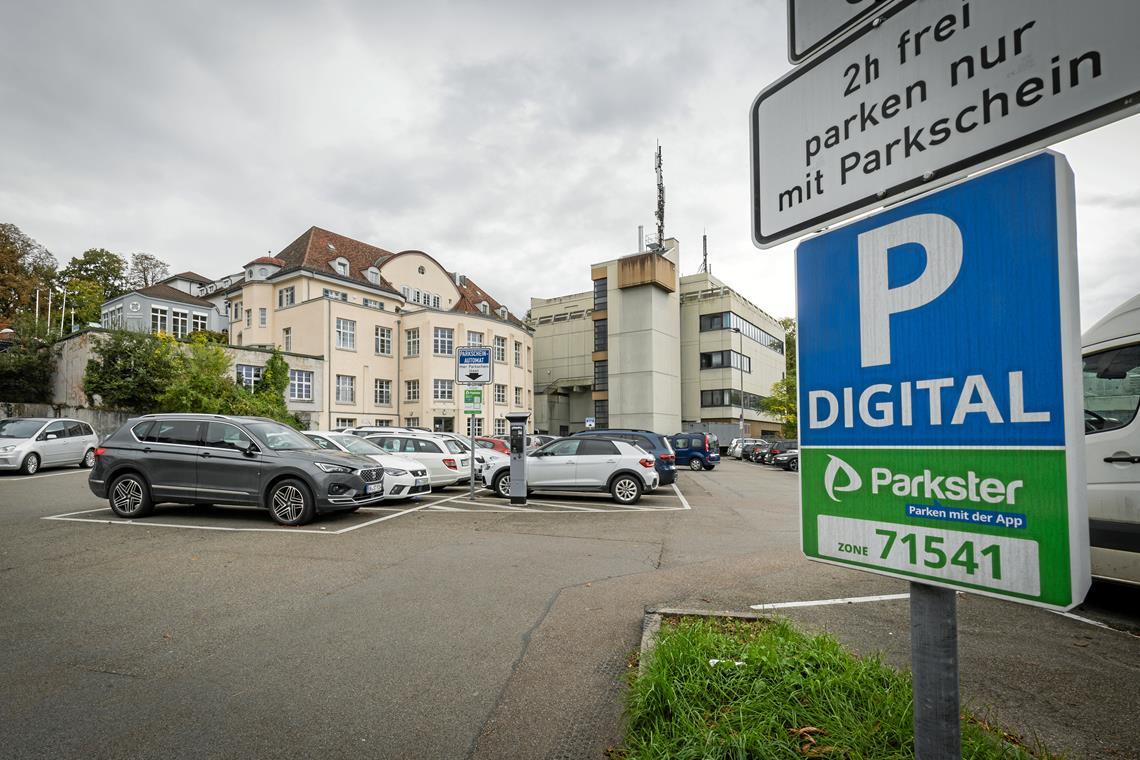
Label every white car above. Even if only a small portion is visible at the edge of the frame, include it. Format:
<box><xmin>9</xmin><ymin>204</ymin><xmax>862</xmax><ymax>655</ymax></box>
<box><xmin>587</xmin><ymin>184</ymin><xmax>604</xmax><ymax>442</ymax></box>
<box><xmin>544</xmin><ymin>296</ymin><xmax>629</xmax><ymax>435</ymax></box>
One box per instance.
<box><xmin>302</xmin><ymin>432</ymin><xmax>431</xmax><ymax>501</ymax></box>
<box><xmin>481</xmin><ymin>437</ymin><xmax>659</xmax><ymax>505</ymax></box>
<box><xmin>364</xmin><ymin>432</ymin><xmax>470</xmax><ymax>488</ymax></box>
<box><xmin>0</xmin><ymin>418</ymin><xmax>100</xmax><ymax>474</ymax></box>
<box><xmin>371</xmin><ymin>430</ymin><xmax>495</xmax><ymax>482</ymax></box>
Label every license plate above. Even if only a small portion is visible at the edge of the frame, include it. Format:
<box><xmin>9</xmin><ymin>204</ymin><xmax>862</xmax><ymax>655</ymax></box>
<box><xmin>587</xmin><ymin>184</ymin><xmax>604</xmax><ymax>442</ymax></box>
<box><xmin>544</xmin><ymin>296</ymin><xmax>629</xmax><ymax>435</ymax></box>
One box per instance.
<box><xmin>365</xmin><ymin>483</ymin><xmax>383</xmax><ymax>495</ymax></box>
<box><xmin>415</xmin><ymin>477</ymin><xmax>428</xmax><ymax>486</ymax></box>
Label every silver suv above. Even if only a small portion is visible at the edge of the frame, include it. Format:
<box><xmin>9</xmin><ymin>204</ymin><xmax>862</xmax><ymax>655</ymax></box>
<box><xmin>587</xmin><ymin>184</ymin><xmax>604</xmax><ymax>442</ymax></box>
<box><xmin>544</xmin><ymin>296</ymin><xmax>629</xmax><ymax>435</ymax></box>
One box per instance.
<box><xmin>89</xmin><ymin>414</ymin><xmax>384</xmax><ymax>525</ymax></box>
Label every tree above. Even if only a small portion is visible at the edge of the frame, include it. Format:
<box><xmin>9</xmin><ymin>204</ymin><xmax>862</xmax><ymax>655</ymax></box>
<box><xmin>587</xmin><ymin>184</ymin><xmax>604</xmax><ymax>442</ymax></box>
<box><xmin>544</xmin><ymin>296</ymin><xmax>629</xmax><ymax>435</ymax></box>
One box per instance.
<box><xmin>762</xmin><ymin>317</ymin><xmax>798</xmax><ymax>437</ymax></box>
<box><xmin>158</xmin><ymin>333</ymin><xmax>241</xmax><ymax>414</ymax></box>
<box><xmin>0</xmin><ymin>314</ymin><xmax>56</xmax><ymax>402</ymax></box>
<box><xmin>234</xmin><ymin>349</ymin><xmax>300</xmax><ymax>427</ymax></box>
<box><xmin>84</xmin><ymin>330</ymin><xmax>179</xmax><ymax>412</ymax></box>
<box><xmin>0</xmin><ymin>223</ymin><xmax>57</xmax><ymax>318</ymax></box>
<box><xmin>60</xmin><ymin>248</ymin><xmax>130</xmax><ymax>323</ymax></box>
<box><xmin>127</xmin><ymin>253</ymin><xmax>171</xmax><ymax>289</ymax></box>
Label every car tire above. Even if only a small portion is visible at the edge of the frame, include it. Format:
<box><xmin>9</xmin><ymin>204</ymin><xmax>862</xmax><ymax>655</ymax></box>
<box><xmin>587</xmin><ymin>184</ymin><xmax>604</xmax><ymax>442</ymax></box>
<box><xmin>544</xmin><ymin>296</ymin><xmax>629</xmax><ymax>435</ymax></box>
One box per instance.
<box><xmin>688</xmin><ymin>458</ymin><xmax>704</xmax><ymax>471</ymax></box>
<box><xmin>267</xmin><ymin>478</ymin><xmax>315</xmax><ymax>526</ymax></box>
<box><xmin>109</xmin><ymin>473</ymin><xmax>154</xmax><ymax>518</ymax></box>
<box><xmin>20</xmin><ymin>452</ymin><xmax>40</xmax><ymax>476</ymax></box>
<box><xmin>610</xmin><ymin>474</ymin><xmax>642</xmax><ymax>505</ymax></box>
<box><xmin>493</xmin><ymin>471</ymin><xmax>511</xmax><ymax>499</ymax></box>
<box><xmin>790</xmin><ymin>458</ymin><xmax>799</xmax><ymax>472</ymax></box>
<box><xmin>80</xmin><ymin>448</ymin><xmax>96</xmax><ymax>469</ymax></box>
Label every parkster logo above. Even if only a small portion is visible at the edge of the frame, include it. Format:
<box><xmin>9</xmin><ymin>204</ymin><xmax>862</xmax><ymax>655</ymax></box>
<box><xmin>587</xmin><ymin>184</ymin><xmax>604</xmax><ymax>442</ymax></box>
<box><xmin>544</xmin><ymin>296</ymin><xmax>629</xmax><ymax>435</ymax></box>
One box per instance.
<box><xmin>821</xmin><ymin>454</ymin><xmax>1026</xmax><ymax>507</ymax></box>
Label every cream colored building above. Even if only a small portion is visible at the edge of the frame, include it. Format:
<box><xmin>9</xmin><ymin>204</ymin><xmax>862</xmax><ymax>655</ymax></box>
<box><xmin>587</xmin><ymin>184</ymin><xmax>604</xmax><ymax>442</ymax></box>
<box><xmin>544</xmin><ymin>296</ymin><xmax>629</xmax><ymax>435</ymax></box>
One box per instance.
<box><xmin>531</xmin><ymin>240</ymin><xmax>786</xmax><ymax>438</ymax></box>
<box><xmin>225</xmin><ymin>227</ymin><xmax>534</xmax><ymax>432</ymax></box>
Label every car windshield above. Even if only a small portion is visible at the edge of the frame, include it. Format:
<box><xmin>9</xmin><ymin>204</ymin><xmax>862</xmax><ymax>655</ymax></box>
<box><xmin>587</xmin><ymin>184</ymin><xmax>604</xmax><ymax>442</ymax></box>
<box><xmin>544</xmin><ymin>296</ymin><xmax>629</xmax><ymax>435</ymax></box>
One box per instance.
<box><xmin>246</xmin><ymin>421</ymin><xmax>319</xmax><ymax>451</ymax></box>
<box><xmin>0</xmin><ymin>419</ymin><xmax>46</xmax><ymax>439</ymax></box>
<box><xmin>329</xmin><ymin>434</ymin><xmax>384</xmax><ymax>455</ymax></box>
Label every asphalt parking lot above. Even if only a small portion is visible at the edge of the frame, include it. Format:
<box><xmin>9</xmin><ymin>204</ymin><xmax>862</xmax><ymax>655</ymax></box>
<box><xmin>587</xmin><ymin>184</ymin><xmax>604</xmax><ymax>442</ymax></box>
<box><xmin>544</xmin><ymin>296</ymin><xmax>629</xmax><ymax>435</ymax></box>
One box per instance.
<box><xmin>1</xmin><ymin>460</ymin><xmax>1137</xmax><ymax>759</ymax></box>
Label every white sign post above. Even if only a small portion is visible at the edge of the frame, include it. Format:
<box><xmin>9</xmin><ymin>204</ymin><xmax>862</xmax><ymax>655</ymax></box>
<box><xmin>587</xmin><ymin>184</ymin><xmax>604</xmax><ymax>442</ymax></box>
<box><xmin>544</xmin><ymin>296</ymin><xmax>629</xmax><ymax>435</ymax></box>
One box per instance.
<box><xmin>456</xmin><ymin>347</ymin><xmax>493</xmax><ymax>499</ymax></box>
<box><xmin>753</xmin><ymin>0</ymin><xmax>1140</xmax><ymax>248</ymax></box>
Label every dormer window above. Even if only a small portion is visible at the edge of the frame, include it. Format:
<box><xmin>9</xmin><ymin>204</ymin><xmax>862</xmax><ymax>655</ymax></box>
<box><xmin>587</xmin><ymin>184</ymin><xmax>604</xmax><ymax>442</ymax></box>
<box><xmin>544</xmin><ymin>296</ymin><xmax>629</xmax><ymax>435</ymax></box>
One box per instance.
<box><xmin>365</xmin><ymin>267</ymin><xmax>380</xmax><ymax>285</ymax></box>
<box><xmin>479</xmin><ymin>301</ymin><xmax>489</xmax><ymax>315</ymax></box>
<box><xmin>498</xmin><ymin>306</ymin><xmax>509</xmax><ymax>319</ymax></box>
<box><xmin>332</xmin><ymin>257</ymin><xmax>349</xmax><ymax>277</ymax></box>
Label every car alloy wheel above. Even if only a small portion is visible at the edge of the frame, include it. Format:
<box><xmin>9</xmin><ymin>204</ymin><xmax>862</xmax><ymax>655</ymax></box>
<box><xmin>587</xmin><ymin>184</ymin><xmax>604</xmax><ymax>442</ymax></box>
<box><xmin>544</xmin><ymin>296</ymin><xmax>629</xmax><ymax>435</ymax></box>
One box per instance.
<box><xmin>268</xmin><ymin>479</ymin><xmax>315</xmax><ymax>526</ymax></box>
<box><xmin>790</xmin><ymin>458</ymin><xmax>799</xmax><ymax>472</ymax></box>
<box><xmin>109</xmin><ymin>474</ymin><xmax>154</xmax><ymax>518</ymax></box>
<box><xmin>81</xmin><ymin>449</ymin><xmax>96</xmax><ymax>469</ymax></box>
<box><xmin>689</xmin><ymin>458</ymin><xmax>704</xmax><ymax>471</ymax></box>
<box><xmin>20</xmin><ymin>453</ymin><xmax>39</xmax><ymax>475</ymax></box>
<box><xmin>494</xmin><ymin>472</ymin><xmax>511</xmax><ymax>498</ymax></box>
<box><xmin>611</xmin><ymin>475</ymin><xmax>642</xmax><ymax>505</ymax></box>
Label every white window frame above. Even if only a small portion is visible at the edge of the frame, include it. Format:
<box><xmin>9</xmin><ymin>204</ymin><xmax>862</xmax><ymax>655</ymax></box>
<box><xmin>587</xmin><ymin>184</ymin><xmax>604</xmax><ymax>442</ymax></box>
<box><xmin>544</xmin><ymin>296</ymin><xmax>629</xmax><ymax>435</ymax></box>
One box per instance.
<box><xmin>151</xmin><ymin>306</ymin><xmax>168</xmax><ymax>334</ymax></box>
<box><xmin>323</xmin><ymin>288</ymin><xmax>348</xmax><ymax>302</ymax></box>
<box><xmin>171</xmin><ymin>309</ymin><xmax>188</xmax><ymax>339</ymax></box>
<box><xmin>494</xmin><ymin>336</ymin><xmax>507</xmax><ymax>363</ymax></box>
<box><xmin>335</xmin><ymin>417</ymin><xmax>357</xmax><ymax>429</ymax></box>
<box><xmin>374</xmin><ymin>379</ymin><xmax>392</xmax><ymax>406</ymax></box>
<box><xmin>494</xmin><ymin>418</ymin><xmax>506</xmax><ymax>436</ymax></box>
<box><xmin>288</xmin><ymin>369</ymin><xmax>312</xmax><ymax>401</ymax></box>
<box><xmin>278</xmin><ymin>287</ymin><xmax>295</xmax><ymax>308</ymax></box>
<box><xmin>406</xmin><ymin>379</ymin><xmax>420</xmax><ymax>401</ymax></box>
<box><xmin>405</xmin><ymin>417</ymin><xmax>420</xmax><ymax>428</ymax></box>
<box><xmin>375</xmin><ymin>326</ymin><xmax>392</xmax><ymax>355</ymax></box>
<box><xmin>494</xmin><ymin>384</ymin><xmax>506</xmax><ymax>404</ymax></box>
<box><xmin>282</xmin><ymin>327</ymin><xmax>292</xmax><ymax>352</ymax></box>
<box><xmin>406</xmin><ymin>328</ymin><xmax>420</xmax><ymax>357</ymax></box>
<box><xmin>514</xmin><ymin>341</ymin><xmax>522</xmax><ymax>367</ymax></box>
<box><xmin>237</xmin><ymin>364</ymin><xmax>264</xmax><ymax>390</ymax></box>
<box><xmin>514</xmin><ymin>386</ymin><xmax>522</xmax><ymax>406</ymax></box>
<box><xmin>467</xmin><ymin>331</ymin><xmax>483</xmax><ymax>346</ymax></box>
<box><xmin>336</xmin><ymin>374</ymin><xmax>356</xmax><ymax>404</ymax></box>
<box><xmin>433</xmin><ymin>327</ymin><xmax>454</xmax><ymax>356</ymax></box>
<box><xmin>336</xmin><ymin>318</ymin><xmax>356</xmax><ymax>350</ymax></box>
<box><xmin>258</xmin><ymin>307</ymin><xmax>267</xmax><ymax>327</ymax></box>
<box><xmin>191</xmin><ymin>312</ymin><xmax>208</xmax><ymax>333</ymax></box>
<box><xmin>433</xmin><ymin>379</ymin><xmax>454</xmax><ymax>401</ymax></box>
<box><xmin>467</xmin><ymin>416</ymin><xmax>484</xmax><ymax>436</ymax></box>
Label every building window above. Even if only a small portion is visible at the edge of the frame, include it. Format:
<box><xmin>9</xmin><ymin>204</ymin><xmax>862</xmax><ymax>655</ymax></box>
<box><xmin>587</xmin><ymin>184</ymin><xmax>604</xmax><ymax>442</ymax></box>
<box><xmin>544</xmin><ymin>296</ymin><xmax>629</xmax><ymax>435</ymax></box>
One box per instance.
<box><xmin>494</xmin><ymin>384</ymin><xmax>506</xmax><ymax>404</ymax></box>
<box><xmin>150</xmin><ymin>306</ymin><xmax>167</xmax><ymax>334</ymax></box>
<box><xmin>699</xmin><ymin>350</ymin><xmax>751</xmax><ymax>373</ymax></box>
<box><xmin>171</xmin><ymin>310</ymin><xmax>188</xmax><ymax>339</ymax></box>
<box><xmin>494</xmin><ymin>335</ymin><xmax>507</xmax><ymax>362</ymax></box>
<box><xmin>593</xmin><ymin>277</ymin><xmax>608</xmax><ymax>310</ymax></box>
<box><xmin>365</xmin><ymin>268</ymin><xmax>379</xmax><ymax>285</ymax></box>
<box><xmin>433</xmin><ymin>327</ymin><xmax>454</xmax><ymax>355</ymax></box>
<box><xmin>288</xmin><ymin>369</ymin><xmax>312</xmax><ymax>401</ymax></box>
<box><xmin>431</xmin><ymin>294</ymin><xmax>440</xmax><ymax>309</ymax></box>
<box><xmin>514</xmin><ymin>386</ymin><xmax>522</xmax><ymax>406</ymax></box>
<box><xmin>258</xmin><ymin>307</ymin><xmax>267</xmax><ymax>327</ymax></box>
<box><xmin>593</xmin><ymin>319</ymin><xmax>607</xmax><ymax>352</ymax></box>
<box><xmin>335</xmin><ymin>417</ymin><xmax>357</xmax><ymax>429</ymax></box>
<box><xmin>700</xmin><ymin>388</ymin><xmax>764</xmax><ymax>410</ymax></box>
<box><xmin>513</xmin><ymin>341</ymin><xmax>522</xmax><ymax>367</ymax></box>
<box><xmin>405</xmin><ymin>417</ymin><xmax>420</xmax><ymax>428</ymax></box>
<box><xmin>323</xmin><ymin>288</ymin><xmax>348</xmax><ymax>302</ymax></box>
<box><xmin>373</xmin><ymin>418</ymin><xmax>392</xmax><ymax>427</ymax></box>
<box><xmin>466</xmin><ymin>416</ymin><xmax>484</xmax><ymax>436</ymax></box>
<box><xmin>467</xmin><ymin>331</ymin><xmax>483</xmax><ymax>346</ymax></box>
<box><xmin>231</xmin><ymin>302</ymin><xmax>241</xmax><ymax>321</ymax></box>
<box><xmin>336</xmin><ymin>375</ymin><xmax>356</xmax><ymax>404</ymax></box>
<box><xmin>433</xmin><ymin>379</ymin><xmax>454</xmax><ymax>401</ymax></box>
<box><xmin>375</xmin><ymin>326</ymin><xmax>392</xmax><ymax>355</ymax></box>
<box><xmin>192</xmin><ymin>313</ymin><xmax>208</xmax><ymax>333</ymax></box>
<box><xmin>335</xmin><ymin>260</ymin><xmax>348</xmax><ymax>276</ymax></box>
<box><xmin>336</xmin><ymin>318</ymin><xmax>356</xmax><ymax>350</ymax></box>
<box><xmin>245</xmin><ymin>309</ymin><xmax>252</xmax><ymax>328</ymax></box>
<box><xmin>406</xmin><ymin>328</ymin><xmax>420</xmax><ymax>356</ymax></box>
<box><xmin>406</xmin><ymin>379</ymin><xmax>420</xmax><ymax>401</ymax></box>
<box><xmin>699</xmin><ymin>311</ymin><xmax>784</xmax><ymax>354</ymax></box>
<box><xmin>236</xmin><ymin>364</ymin><xmax>264</xmax><ymax>390</ymax></box>
<box><xmin>363</xmin><ymin>297</ymin><xmax>385</xmax><ymax>310</ymax></box>
<box><xmin>593</xmin><ymin>361</ymin><xmax>608</xmax><ymax>390</ymax></box>
<box><xmin>494</xmin><ymin>418</ymin><xmax>506</xmax><ymax>436</ymax></box>
<box><xmin>527</xmin><ymin>346</ymin><xmax>531</xmax><ymax>370</ymax></box>
<box><xmin>374</xmin><ymin>379</ymin><xmax>392</xmax><ymax>406</ymax></box>
<box><xmin>282</xmin><ymin>327</ymin><xmax>292</xmax><ymax>352</ymax></box>
<box><xmin>278</xmin><ymin>287</ymin><xmax>295</xmax><ymax>308</ymax></box>
<box><xmin>593</xmin><ymin>399</ymin><xmax>609</xmax><ymax>428</ymax></box>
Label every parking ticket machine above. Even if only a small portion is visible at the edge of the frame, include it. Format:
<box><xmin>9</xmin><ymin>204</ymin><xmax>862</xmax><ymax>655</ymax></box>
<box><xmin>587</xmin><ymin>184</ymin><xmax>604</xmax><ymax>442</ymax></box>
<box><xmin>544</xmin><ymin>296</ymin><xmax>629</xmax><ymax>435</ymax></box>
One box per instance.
<box><xmin>505</xmin><ymin>412</ymin><xmax>530</xmax><ymax>505</ymax></box>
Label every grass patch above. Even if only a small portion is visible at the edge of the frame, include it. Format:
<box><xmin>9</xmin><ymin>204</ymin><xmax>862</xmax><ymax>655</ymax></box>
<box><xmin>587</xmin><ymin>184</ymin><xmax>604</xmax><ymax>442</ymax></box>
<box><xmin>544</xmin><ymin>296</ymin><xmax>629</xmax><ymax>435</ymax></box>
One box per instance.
<box><xmin>620</xmin><ymin>616</ymin><xmax>1057</xmax><ymax>759</ymax></box>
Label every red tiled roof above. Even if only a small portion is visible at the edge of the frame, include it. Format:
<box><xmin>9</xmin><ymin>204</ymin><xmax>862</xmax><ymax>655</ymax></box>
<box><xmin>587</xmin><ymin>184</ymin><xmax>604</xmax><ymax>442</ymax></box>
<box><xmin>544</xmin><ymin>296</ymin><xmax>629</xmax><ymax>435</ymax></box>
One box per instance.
<box><xmin>246</xmin><ymin>256</ymin><xmax>286</xmax><ymax>267</ymax></box>
<box><xmin>451</xmin><ymin>273</ymin><xmax>526</xmax><ymax>328</ymax></box>
<box><xmin>272</xmin><ymin>227</ymin><xmax>399</xmax><ymax>293</ymax></box>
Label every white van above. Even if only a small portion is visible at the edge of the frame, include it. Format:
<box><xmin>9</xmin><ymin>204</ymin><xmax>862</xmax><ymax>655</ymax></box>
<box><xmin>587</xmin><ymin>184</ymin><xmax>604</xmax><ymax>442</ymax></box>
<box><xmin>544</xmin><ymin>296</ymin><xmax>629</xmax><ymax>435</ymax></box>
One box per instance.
<box><xmin>1082</xmin><ymin>293</ymin><xmax>1140</xmax><ymax>586</ymax></box>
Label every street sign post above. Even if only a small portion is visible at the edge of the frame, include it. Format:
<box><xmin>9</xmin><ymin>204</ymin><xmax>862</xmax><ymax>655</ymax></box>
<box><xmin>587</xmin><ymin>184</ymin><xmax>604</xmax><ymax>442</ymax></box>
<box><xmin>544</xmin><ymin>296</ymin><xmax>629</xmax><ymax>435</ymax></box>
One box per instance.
<box><xmin>753</xmin><ymin>0</ymin><xmax>1140</xmax><ymax>248</ymax></box>
<box><xmin>797</xmin><ymin>153</ymin><xmax>1089</xmax><ymax>755</ymax></box>
<box><xmin>584</xmin><ymin>416</ymin><xmax>596</xmax><ymax>430</ymax></box>
<box><xmin>787</xmin><ymin>0</ymin><xmax>896</xmax><ymax>64</ymax></box>
<box><xmin>456</xmin><ymin>346</ymin><xmax>493</xmax><ymax>385</ymax></box>
<box><xmin>464</xmin><ymin>388</ymin><xmax>482</xmax><ymax>415</ymax></box>
<box><xmin>797</xmin><ymin>152</ymin><xmax>1089</xmax><ymax>610</ymax></box>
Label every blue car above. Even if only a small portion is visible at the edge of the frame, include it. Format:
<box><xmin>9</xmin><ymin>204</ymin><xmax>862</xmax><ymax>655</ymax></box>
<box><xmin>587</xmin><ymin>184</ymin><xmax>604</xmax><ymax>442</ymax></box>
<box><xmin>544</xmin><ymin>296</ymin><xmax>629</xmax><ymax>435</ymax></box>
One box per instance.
<box><xmin>572</xmin><ymin>429</ymin><xmax>677</xmax><ymax>485</ymax></box>
<box><xmin>669</xmin><ymin>432</ymin><xmax>720</xmax><ymax>471</ymax></box>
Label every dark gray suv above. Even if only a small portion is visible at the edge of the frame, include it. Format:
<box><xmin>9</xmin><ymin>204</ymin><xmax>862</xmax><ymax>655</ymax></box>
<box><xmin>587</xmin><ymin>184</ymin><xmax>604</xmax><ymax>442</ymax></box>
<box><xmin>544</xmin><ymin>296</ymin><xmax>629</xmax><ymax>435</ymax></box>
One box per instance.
<box><xmin>89</xmin><ymin>414</ymin><xmax>384</xmax><ymax>526</ymax></box>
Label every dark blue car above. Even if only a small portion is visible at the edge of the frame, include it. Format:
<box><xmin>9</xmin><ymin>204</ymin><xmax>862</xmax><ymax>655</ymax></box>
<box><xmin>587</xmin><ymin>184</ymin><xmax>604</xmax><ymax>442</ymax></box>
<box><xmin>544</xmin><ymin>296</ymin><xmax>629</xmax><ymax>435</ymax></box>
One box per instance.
<box><xmin>572</xmin><ymin>429</ymin><xmax>677</xmax><ymax>485</ymax></box>
<box><xmin>670</xmin><ymin>432</ymin><xmax>720</xmax><ymax>471</ymax></box>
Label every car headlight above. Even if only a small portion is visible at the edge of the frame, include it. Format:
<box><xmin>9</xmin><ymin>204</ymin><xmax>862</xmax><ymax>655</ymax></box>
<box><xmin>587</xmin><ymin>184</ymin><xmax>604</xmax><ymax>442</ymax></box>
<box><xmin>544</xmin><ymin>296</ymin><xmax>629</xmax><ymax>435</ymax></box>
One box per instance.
<box><xmin>0</xmin><ymin>445</ymin><xmax>14</xmax><ymax>453</ymax></box>
<box><xmin>386</xmin><ymin>468</ymin><xmax>408</xmax><ymax>476</ymax></box>
<box><xmin>315</xmin><ymin>462</ymin><xmax>354</xmax><ymax>474</ymax></box>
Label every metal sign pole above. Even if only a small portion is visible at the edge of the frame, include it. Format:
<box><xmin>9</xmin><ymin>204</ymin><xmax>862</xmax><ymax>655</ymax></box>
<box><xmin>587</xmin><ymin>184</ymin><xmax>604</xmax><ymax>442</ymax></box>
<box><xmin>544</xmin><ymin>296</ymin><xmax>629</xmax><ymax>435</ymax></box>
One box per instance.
<box><xmin>469</xmin><ymin>394</ymin><xmax>476</xmax><ymax>501</ymax></box>
<box><xmin>910</xmin><ymin>582</ymin><xmax>961</xmax><ymax>759</ymax></box>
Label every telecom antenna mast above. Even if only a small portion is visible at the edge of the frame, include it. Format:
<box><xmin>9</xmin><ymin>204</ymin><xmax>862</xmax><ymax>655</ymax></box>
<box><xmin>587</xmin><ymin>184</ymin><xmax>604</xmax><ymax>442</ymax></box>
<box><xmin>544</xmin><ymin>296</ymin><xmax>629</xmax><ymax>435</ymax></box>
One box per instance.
<box><xmin>700</xmin><ymin>232</ymin><xmax>710</xmax><ymax>274</ymax></box>
<box><xmin>652</xmin><ymin>143</ymin><xmax>666</xmax><ymax>252</ymax></box>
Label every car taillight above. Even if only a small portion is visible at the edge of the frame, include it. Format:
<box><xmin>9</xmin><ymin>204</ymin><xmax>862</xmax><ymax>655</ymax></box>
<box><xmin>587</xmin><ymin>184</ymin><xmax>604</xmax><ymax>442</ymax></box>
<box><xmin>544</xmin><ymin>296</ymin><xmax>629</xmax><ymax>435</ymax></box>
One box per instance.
<box><xmin>704</xmin><ymin>437</ymin><xmax>709</xmax><ymax>452</ymax></box>
<box><xmin>639</xmin><ymin>458</ymin><xmax>655</xmax><ymax>468</ymax></box>
<box><xmin>94</xmin><ymin>448</ymin><xmax>106</xmax><ymax>457</ymax></box>
<box><xmin>443</xmin><ymin>458</ymin><xmax>457</xmax><ymax>470</ymax></box>
<box><xmin>661</xmin><ymin>454</ymin><xmax>675</xmax><ymax>463</ymax></box>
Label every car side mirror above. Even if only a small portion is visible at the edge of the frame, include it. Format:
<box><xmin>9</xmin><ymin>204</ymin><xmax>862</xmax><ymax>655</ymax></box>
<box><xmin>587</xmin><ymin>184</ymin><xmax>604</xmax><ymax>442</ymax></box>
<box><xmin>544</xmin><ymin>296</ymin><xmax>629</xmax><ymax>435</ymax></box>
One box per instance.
<box><xmin>237</xmin><ymin>439</ymin><xmax>256</xmax><ymax>456</ymax></box>
<box><xmin>45</xmin><ymin>433</ymin><xmax>58</xmax><ymax>440</ymax></box>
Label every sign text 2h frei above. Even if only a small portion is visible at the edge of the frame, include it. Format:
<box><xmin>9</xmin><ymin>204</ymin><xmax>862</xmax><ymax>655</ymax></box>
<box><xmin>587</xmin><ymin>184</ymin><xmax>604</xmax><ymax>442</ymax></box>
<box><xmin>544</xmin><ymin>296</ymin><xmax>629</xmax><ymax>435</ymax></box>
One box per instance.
<box><xmin>797</xmin><ymin>152</ymin><xmax>1089</xmax><ymax>610</ymax></box>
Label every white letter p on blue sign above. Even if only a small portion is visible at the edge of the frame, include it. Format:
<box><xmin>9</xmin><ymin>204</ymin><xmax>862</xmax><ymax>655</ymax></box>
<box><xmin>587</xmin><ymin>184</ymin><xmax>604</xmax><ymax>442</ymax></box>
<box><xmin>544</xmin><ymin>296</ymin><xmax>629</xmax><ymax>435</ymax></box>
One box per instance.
<box><xmin>857</xmin><ymin>214</ymin><xmax>963</xmax><ymax>368</ymax></box>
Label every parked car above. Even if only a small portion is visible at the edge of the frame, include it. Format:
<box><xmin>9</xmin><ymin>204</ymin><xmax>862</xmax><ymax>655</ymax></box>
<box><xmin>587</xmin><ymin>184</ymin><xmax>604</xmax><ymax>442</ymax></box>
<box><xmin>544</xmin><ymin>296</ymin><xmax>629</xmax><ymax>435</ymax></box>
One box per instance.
<box><xmin>88</xmin><ymin>414</ymin><xmax>384</xmax><ymax>525</ymax></box>
<box><xmin>729</xmin><ymin>437</ymin><xmax>765</xmax><ymax>459</ymax></box>
<box><xmin>0</xmin><ymin>418</ymin><xmax>100</xmax><ymax>475</ymax></box>
<box><xmin>364</xmin><ymin>432</ymin><xmax>470</xmax><ymax>488</ymax></box>
<box><xmin>303</xmin><ymin>431</ymin><xmax>430</xmax><ymax>500</ymax></box>
<box><xmin>1082</xmin><ymin>292</ymin><xmax>1140</xmax><ymax>586</ymax></box>
<box><xmin>481</xmin><ymin>436</ymin><xmax>659</xmax><ymax>504</ymax></box>
<box><xmin>572</xmin><ymin>429</ymin><xmax>677</xmax><ymax>485</ymax></box>
<box><xmin>763</xmin><ymin>439</ymin><xmax>798</xmax><ymax>464</ymax></box>
<box><xmin>744</xmin><ymin>441</ymin><xmax>770</xmax><ymax>462</ymax></box>
<box><xmin>670</xmin><ymin>432</ymin><xmax>720</xmax><ymax>471</ymax></box>
<box><xmin>474</xmin><ymin>436</ymin><xmax>510</xmax><ymax>455</ymax></box>
<box><xmin>345</xmin><ymin>425</ymin><xmax>426</xmax><ymax>437</ymax></box>
<box><xmin>773</xmin><ymin>449</ymin><xmax>799</xmax><ymax>471</ymax></box>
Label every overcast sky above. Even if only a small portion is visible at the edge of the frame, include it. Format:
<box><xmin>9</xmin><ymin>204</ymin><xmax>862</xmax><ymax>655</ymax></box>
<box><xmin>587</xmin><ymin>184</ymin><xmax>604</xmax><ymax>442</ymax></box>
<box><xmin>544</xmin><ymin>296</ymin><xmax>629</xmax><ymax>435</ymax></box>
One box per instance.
<box><xmin>2</xmin><ymin>1</ymin><xmax>1138</xmax><ymax>329</ymax></box>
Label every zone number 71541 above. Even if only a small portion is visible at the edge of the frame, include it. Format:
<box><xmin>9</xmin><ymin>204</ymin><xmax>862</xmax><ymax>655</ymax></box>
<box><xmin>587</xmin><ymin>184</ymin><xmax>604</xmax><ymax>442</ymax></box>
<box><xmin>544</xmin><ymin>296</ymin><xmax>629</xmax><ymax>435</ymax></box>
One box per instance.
<box><xmin>875</xmin><ymin>528</ymin><xmax>1001</xmax><ymax>579</ymax></box>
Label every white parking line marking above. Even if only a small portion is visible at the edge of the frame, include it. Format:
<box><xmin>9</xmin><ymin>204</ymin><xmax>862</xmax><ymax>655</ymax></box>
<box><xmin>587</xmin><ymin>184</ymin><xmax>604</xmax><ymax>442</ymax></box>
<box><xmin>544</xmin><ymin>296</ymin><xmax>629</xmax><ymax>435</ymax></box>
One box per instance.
<box><xmin>1</xmin><ymin>469</ymin><xmax>88</xmax><ymax>482</ymax></box>
<box><xmin>43</xmin><ymin>510</ymin><xmax>331</xmax><ymax>534</ymax></box>
<box><xmin>331</xmin><ymin>493</ymin><xmax>469</xmax><ymax>533</ymax></box>
<box><xmin>750</xmin><ymin>593</ymin><xmax>911</xmax><ymax>610</ymax></box>
<box><xmin>672</xmin><ymin>483</ymin><xmax>692</xmax><ymax>510</ymax></box>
